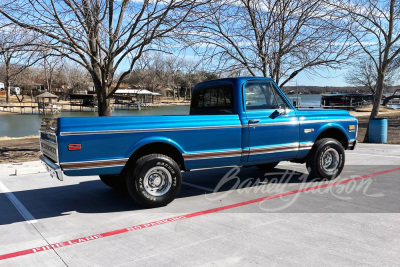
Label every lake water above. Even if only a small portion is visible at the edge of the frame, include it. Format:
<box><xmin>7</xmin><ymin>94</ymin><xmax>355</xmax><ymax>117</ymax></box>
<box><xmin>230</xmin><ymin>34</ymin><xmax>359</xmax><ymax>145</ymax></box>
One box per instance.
<box><xmin>1</xmin><ymin>94</ymin><xmax>397</xmax><ymax>137</ymax></box>
<box><xmin>0</xmin><ymin>106</ymin><xmax>190</xmax><ymax>137</ymax></box>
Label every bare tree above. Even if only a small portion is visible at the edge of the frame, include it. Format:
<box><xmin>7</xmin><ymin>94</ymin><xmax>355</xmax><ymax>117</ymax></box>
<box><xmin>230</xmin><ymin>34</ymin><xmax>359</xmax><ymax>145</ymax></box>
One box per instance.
<box><xmin>140</xmin><ymin>53</ymin><xmax>167</xmax><ymax>92</ymax></box>
<box><xmin>165</xmin><ymin>56</ymin><xmax>184</xmax><ymax>100</ymax></box>
<box><xmin>123</xmin><ymin>53</ymin><xmax>216</xmax><ymax>100</ymax></box>
<box><xmin>181</xmin><ymin>59</ymin><xmax>200</xmax><ymax>101</ymax></box>
<box><xmin>346</xmin><ymin>57</ymin><xmax>400</xmax><ymax>104</ymax></box>
<box><xmin>124</xmin><ymin>52</ymin><xmax>169</xmax><ymax>93</ymax></box>
<box><xmin>335</xmin><ymin>0</ymin><xmax>400</xmax><ymax>141</ymax></box>
<box><xmin>41</xmin><ymin>52</ymin><xmax>63</xmax><ymax>94</ymax></box>
<box><xmin>0</xmin><ymin>0</ymin><xmax>203</xmax><ymax>116</ymax></box>
<box><xmin>130</xmin><ymin>55</ymin><xmax>153</xmax><ymax>90</ymax></box>
<box><xmin>0</xmin><ymin>24</ymin><xmax>42</xmax><ymax>103</ymax></box>
<box><xmin>187</xmin><ymin>0</ymin><xmax>355</xmax><ymax>87</ymax></box>
<box><xmin>62</xmin><ymin>63</ymin><xmax>92</xmax><ymax>93</ymax></box>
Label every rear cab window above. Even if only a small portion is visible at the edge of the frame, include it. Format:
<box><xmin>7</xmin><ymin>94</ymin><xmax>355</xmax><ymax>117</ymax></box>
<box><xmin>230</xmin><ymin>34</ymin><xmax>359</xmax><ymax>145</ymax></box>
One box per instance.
<box><xmin>190</xmin><ymin>84</ymin><xmax>234</xmax><ymax>115</ymax></box>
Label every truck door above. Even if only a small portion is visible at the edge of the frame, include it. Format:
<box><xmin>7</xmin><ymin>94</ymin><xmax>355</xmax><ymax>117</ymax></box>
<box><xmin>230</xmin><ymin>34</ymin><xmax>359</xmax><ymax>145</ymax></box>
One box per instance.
<box><xmin>244</xmin><ymin>81</ymin><xmax>299</xmax><ymax>163</ymax></box>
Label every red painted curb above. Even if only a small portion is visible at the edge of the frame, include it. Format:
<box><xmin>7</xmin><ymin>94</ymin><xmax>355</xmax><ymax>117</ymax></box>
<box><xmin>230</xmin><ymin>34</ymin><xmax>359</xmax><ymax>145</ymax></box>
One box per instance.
<box><xmin>1</xmin><ymin>167</ymin><xmax>399</xmax><ymax>261</ymax></box>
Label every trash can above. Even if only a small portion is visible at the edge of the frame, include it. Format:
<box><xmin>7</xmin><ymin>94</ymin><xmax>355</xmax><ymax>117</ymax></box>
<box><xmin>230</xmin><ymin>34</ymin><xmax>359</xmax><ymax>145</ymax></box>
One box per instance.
<box><xmin>369</xmin><ymin>118</ymin><xmax>388</xmax><ymax>143</ymax></box>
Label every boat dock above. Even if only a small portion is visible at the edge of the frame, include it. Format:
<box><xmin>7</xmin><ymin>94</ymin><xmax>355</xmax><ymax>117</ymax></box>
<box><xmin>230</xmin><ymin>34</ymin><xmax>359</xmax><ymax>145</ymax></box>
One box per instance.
<box><xmin>0</xmin><ymin>103</ymin><xmax>96</xmax><ymax>115</ymax></box>
<box><xmin>0</xmin><ymin>102</ymin><xmax>151</xmax><ymax>114</ymax></box>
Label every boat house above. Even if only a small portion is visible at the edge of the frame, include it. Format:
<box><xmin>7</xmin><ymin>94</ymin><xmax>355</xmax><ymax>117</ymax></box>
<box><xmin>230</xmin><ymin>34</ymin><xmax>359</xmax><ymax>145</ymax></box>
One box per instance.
<box><xmin>321</xmin><ymin>93</ymin><xmax>373</xmax><ymax>107</ymax></box>
<box><xmin>114</xmin><ymin>89</ymin><xmax>161</xmax><ymax>104</ymax></box>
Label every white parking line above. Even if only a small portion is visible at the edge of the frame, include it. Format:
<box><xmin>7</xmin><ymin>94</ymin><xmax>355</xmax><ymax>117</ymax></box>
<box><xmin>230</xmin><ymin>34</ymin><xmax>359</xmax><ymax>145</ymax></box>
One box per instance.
<box><xmin>0</xmin><ymin>181</ymin><xmax>38</xmax><ymax>224</ymax></box>
<box><xmin>182</xmin><ymin>182</ymin><xmax>214</xmax><ymax>192</ymax></box>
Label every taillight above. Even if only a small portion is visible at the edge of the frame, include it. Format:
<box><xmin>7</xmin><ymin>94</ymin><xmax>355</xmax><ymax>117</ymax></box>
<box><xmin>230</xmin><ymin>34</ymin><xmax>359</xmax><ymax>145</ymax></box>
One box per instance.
<box><xmin>68</xmin><ymin>144</ymin><xmax>82</xmax><ymax>151</ymax></box>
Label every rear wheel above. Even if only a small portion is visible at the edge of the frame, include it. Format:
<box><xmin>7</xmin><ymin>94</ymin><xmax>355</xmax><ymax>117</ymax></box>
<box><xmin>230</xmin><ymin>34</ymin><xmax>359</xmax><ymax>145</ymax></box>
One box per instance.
<box><xmin>99</xmin><ymin>174</ymin><xmax>126</xmax><ymax>190</ymax></box>
<box><xmin>306</xmin><ymin>138</ymin><xmax>345</xmax><ymax>180</ymax></box>
<box><xmin>126</xmin><ymin>154</ymin><xmax>182</xmax><ymax>208</ymax></box>
<box><xmin>256</xmin><ymin>162</ymin><xmax>279</xmax><ymax>170</ymax></box>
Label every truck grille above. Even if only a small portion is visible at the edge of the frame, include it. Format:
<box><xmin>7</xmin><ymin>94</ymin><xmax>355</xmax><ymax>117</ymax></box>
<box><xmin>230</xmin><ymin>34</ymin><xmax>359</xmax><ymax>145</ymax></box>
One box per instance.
<box><xmin>40</xmin><ymin>118</ymin><xmax>58</xmax><ymax>163</ymax></box>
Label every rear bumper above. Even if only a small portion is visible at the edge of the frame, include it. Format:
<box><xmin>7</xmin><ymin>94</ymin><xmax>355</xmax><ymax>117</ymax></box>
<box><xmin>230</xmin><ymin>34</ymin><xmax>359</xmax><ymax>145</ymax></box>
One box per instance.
<box><xmin>39</xmin><ymin>155</ymin><xmax>64</xmax><ymax>181</ymax></box>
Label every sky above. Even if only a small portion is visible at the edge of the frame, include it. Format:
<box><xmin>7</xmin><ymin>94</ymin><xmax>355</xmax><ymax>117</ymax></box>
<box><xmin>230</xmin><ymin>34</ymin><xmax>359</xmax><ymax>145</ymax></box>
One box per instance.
<box><xmin>286</xmin><ymin>68</ymin><xmax>349</xmax><ymax>87</ymax></box>
<box><xmin>177</xmin><ymin>49</ymin><xmax>351</xmax><ymax>88</ymax></box>
<box><xmin>0</xmin><ymin>0</ymin><xmax>358</xmax><ymax>88</ymax></box>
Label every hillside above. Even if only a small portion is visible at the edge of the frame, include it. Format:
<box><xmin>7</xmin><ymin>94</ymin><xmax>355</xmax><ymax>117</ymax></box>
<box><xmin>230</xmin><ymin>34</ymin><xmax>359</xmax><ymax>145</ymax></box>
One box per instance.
<box><xmin>282</xmin><ymin>85</ymin><xmax>399</xmax><ymax>95</ymax></box>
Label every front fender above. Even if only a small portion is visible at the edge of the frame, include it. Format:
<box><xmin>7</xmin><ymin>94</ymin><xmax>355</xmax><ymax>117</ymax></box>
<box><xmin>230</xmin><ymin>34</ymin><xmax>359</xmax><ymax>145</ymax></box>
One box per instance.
<box><xmin>297</xmin><ymin>122</ymin><xmax>352</xmax><ymax>159</ymax></box>
<box><xmin>313</xmin><ymin>123</ymin><xmax>351</xmax><ymax>143</ymax></box>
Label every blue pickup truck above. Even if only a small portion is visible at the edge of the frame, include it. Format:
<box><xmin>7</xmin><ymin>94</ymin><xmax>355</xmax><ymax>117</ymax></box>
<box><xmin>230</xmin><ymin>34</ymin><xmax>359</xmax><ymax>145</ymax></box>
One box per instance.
<box><xmin>40</xmin><ymin>77</ymin><xmax>357</xmax><ymax>207</ymax></box>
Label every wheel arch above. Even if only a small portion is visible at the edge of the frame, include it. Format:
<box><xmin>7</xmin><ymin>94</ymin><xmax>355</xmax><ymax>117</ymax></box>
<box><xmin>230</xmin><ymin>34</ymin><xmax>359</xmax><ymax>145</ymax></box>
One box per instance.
<box><xmin>121</xmin><ymin>137</ymin><xmax>186</xmax><ymax>175</ymax></box>
<box><xmin>314</xmin><ymin>125</ymin><xmax>349</xmax><ymax>149</ymax></box>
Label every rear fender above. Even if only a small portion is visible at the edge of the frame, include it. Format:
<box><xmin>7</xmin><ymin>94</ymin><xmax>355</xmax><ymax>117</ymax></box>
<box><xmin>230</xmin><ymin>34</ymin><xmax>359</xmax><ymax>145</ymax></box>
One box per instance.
<box><xmin>125</xmin><ymin>136</ymin><xmax>185</xmax><ymax>158</ymax></box>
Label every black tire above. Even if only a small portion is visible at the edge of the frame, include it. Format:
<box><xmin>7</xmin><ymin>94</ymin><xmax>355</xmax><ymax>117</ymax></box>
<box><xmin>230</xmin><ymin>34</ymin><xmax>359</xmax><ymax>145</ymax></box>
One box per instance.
<box><xmin>99</xmin><ymin>174</ymin><xmax>126</xmax><ymax>190</ymax></box>
<box><xmin>306</xmin><ymin>138</ymin><xmax>345</xmax><ymax>180</ymax></box>
<box><xmin>126</xmin><ymin>154</ymin><xmax>182</xmax><ymax>208</ymax></box>
<box><xmin>256</xmin><ymin>162</ymin><xmax>279</xmax><ymax>170</ymax></box>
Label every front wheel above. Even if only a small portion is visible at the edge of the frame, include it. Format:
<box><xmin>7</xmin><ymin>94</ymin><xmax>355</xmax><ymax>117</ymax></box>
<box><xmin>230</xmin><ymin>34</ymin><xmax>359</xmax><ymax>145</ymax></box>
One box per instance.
<box><xmin>126</xmin><ymin>154</ymin><xmax>182</xmax><ymax>208</ymax></box>
<box><xmin>306</xmin><ymin>138</ymin><xmax>345</xmax><ymax>180</ymax></box>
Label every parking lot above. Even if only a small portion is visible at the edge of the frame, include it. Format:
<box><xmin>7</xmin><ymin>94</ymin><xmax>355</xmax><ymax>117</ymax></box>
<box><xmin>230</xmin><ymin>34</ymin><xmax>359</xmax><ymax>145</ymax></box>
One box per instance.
<box><xmin>1</xmin><ymin>143</ymin><xmax>399</xmax><ymax>266</ymax></box>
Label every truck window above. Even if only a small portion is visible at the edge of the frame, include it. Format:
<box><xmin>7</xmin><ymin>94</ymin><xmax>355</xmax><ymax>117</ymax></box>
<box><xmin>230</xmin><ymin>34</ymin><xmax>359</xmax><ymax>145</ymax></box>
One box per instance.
<box><xmin>272</xmin><ymin>86</ymin><xmax>290</xmax><ymax>109</ymax></box>
<box><xmin>190</xmin><ymin>84</ymin><xmax>234</xmax><ymax>115</ymax></box>
<box><xmin>245</xmin><ymin>82</ymin><xmax>288</xmax><ymax>110</ymax></box>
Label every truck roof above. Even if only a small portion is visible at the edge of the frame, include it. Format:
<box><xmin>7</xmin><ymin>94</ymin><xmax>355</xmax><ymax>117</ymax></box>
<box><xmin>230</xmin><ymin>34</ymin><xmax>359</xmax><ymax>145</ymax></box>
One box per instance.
<box><xmin>194</xmin><ymin>77</ymin><xmax>275</xmax><ymax>88</ymax></box>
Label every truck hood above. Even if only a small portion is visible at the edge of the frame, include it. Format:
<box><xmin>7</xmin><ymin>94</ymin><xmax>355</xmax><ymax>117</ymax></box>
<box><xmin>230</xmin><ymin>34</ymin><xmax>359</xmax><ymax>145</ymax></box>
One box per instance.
<box><xmin>295</xmin><ymin>108</ymin><xmax>351</xmax><ymax>117</ymax></box>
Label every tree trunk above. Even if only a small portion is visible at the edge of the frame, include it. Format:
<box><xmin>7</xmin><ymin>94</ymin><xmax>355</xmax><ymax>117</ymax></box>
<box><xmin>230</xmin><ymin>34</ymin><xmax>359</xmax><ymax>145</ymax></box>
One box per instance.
<box><xmin>5</xmin><ymin>81</ymin><xmax>11</xmax><ymax>104</ymax></box>
<box><xmin>5</xmin><ymin>60</ymin><xmax>10</xmax><ymax>104</ymax></box>
<box><xmin>44</xmin><ymin>58</ymin><xmax>49</xmax><ymax>92</ymax></box>
<box><xmin>363</xmin><ymin>72</ymin><xmax>385</xmax><ymax>142</ymax></box>
<box><xmin>94</xmin><ymin>81</ymin><xmax>112</xmax><ymax>116</ymax></box>
<box><xmin>49</xmin><ymin>77</ymin><xmax>52</xmax><ymax>94</ymax></box>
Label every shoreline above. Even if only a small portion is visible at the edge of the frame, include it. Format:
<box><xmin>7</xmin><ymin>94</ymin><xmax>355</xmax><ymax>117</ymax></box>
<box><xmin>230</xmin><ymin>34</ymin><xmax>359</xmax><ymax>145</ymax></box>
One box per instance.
<box><xmin>0</xmin><ymin>100</ymin><xmax>190</xmax><ymax>115</ymax></box>
<box><xmin>0</xmin><ymin>101</ymin><xmax>190</xmax><ymax>115</ymax></box>
<box><xmin>0</xmin><ymin>135</ymin><xmax>39</xmax><ymax>140</ymax></box>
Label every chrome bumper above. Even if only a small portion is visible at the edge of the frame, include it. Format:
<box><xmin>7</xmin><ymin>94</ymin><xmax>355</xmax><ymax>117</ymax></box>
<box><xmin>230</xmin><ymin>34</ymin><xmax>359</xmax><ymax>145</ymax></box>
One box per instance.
<box><xmin>40</xmin><ymin>155</ymin><xmax>63</xmax><ymax>181</ymax></box>
<box><xmin>348</xmin><ymin>140</ymin><xmax>357</xmax><ymax>150</ymax></box>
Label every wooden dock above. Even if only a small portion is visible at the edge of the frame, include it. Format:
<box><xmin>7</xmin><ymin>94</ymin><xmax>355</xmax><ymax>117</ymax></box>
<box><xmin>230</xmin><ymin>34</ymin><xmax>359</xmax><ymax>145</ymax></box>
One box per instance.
<box><xmin>388</xmin><ymin>98</ymin><xmax>400</xmax><ymax>105</ymax></box>
<box><xmin>0</xmin><ymin>102</ymin><xmax>148</xmax><ymax>114</ymax></box>
<box><xmin>0</xmin><ymin>103</ymin><xmax>96</xmax><ymax>114</ymax></box>
<box><xmin>0</xmin><ymin>105</ymin><xmax>58</xmax><ymax>115</ymax></box>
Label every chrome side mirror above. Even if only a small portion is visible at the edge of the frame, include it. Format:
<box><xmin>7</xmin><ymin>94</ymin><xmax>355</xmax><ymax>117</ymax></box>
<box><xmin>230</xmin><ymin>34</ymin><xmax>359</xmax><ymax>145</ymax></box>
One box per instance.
<box><xmin>279</xmin><ymin>108</ymin><xmax>287</xmax><ymax>115</ymax></box>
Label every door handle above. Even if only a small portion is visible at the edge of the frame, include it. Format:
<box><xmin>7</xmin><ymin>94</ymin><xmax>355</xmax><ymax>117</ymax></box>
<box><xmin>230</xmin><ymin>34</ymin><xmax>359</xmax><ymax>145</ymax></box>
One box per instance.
<box><xmin>248</xmin><ymin>119</ymin><xmax>260</xmax><ymax>124</ymax></box>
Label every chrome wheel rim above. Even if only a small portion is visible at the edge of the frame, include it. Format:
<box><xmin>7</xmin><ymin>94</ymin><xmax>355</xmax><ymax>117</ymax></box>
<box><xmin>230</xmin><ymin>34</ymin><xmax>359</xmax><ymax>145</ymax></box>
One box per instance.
<box><xmin>143</xmin><ymin>166</ymin><xmax>172</xmax><ymax>197</ymax></box>
<box><xmin>321</xmin><ymin>148</ymin><xmax>339</xmax><ymax>172</ymax></box>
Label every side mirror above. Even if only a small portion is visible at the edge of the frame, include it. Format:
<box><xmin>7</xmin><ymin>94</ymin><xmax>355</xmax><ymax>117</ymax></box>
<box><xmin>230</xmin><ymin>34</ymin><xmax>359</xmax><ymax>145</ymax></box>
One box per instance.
<box><xmin>279</xmin><ymin>108</ymin><xmax>287</xmax><ymax>115</ymax></box>
<box><xmin>269</xmin><ymin>109</ymin><xmax>287</xmax><ymax>119</ymax></box>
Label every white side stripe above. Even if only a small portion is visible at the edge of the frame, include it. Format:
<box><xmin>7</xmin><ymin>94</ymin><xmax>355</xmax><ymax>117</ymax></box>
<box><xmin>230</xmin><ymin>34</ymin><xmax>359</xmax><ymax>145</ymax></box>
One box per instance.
<box><xmin>60</xmin><ymin>124</ymin><xmax>242</xmax><ymax>136</ymax></box>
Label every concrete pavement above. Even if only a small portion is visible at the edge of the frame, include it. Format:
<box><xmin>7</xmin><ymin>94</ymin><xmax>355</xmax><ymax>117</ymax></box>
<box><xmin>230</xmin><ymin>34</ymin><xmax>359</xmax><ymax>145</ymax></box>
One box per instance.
<box><xmin>0</xmin><ymin>143</ymin><xmax>399</xmax><ymax>266</ymax></box>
